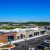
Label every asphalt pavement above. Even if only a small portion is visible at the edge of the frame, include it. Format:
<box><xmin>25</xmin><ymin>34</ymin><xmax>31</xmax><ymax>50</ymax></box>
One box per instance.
<box><xmin>11</xmin><ymin>35</ymin><xmax>50</xmax><ymax>50</ymax></box>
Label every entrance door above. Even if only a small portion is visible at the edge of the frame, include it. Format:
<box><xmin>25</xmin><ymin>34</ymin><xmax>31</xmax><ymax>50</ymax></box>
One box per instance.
<box><xmin>8</xmin><ymin>36</ymin><xmax>14</xmax><ymax>41</ymax></box>
<box><xmin>20</xmin><ymin>34</ymin><xmax>23</xmax><ymax>39</ymax></box>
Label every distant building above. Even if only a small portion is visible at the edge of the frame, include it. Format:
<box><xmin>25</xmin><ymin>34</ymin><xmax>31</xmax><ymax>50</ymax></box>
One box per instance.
<box><xmin>1</xmin><ymin>24</ymin><xmax>9</xmax><ymax>26</ymax></box>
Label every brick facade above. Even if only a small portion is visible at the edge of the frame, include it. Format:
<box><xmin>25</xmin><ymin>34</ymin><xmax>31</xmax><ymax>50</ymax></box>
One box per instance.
<box><xmin>0</xmin><ymin>33</ymin><xmax>17</xmax><ymax>43</ymax></box>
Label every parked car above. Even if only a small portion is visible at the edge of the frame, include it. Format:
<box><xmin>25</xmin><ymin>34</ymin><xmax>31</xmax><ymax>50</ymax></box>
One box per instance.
<box><xmin>36</xmin><ymin>42</ymin><xmax>49</xmax><ymax>50</ymax></box>
<box><xmin>14</xmin><ymin>43</ymin><xmax>19</xmax><ymax>46</ymax></box>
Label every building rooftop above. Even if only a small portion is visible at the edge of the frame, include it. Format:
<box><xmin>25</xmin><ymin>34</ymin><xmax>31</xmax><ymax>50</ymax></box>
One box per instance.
<box><xmin>0</xmin><ymin>27</ymin><xmax>47</xmax><ymax>34</ymax></box>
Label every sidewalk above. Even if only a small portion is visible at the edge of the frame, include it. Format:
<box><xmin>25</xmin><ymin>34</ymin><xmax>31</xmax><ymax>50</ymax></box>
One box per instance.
<box><xmin>0</xmin><ymin>34</ymin><xmax>48</xmax><ymax>47</ymax></box>
<box><xmin>0</xmin><ymin>48</ymin><xmax>11</xmax><ymax>50</ymax></box>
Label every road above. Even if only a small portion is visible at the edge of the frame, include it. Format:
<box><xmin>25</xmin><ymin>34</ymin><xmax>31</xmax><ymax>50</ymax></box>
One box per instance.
<box><xmin>11</xmin><ymin>35</ymin><xmax>50</xmax><ymax>50</ymax></box>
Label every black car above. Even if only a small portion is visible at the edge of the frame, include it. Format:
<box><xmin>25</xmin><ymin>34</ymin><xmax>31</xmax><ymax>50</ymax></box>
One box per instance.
<box><xmin>36</xmin><ymin>42</ymin><xmax>49</xmax><ymax>50</ymax></box>
<box><xmin>14</xmin><ymin>43</ymin><xmax>19</xmax><ymax>46</ymax></box>
<box><xmin>40</xmin><ymin>42</ymin><xmax>49</xmax><ymax>47</ymax></box>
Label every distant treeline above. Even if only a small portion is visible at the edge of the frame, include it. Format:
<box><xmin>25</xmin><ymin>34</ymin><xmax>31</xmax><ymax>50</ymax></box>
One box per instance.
<box><xmin>23</xmin><ymin>22</ymin><xmax>50</xmax><ymax>26</ymax></box>
<box><xmin>0</xmin><ymin>22</ymin><xmax>50</xmax><ymax>29</ymax></box>
<box><xmin>0</xmin><ymin>22</ymin><xmax>50</xmax><ymax>26</ymax></box>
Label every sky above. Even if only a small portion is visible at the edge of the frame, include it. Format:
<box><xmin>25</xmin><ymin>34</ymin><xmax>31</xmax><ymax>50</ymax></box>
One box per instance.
<box><xmin>0</xmin><ymin>0</ymin><xmax>50</xmax><ymax>22</ymax></box>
